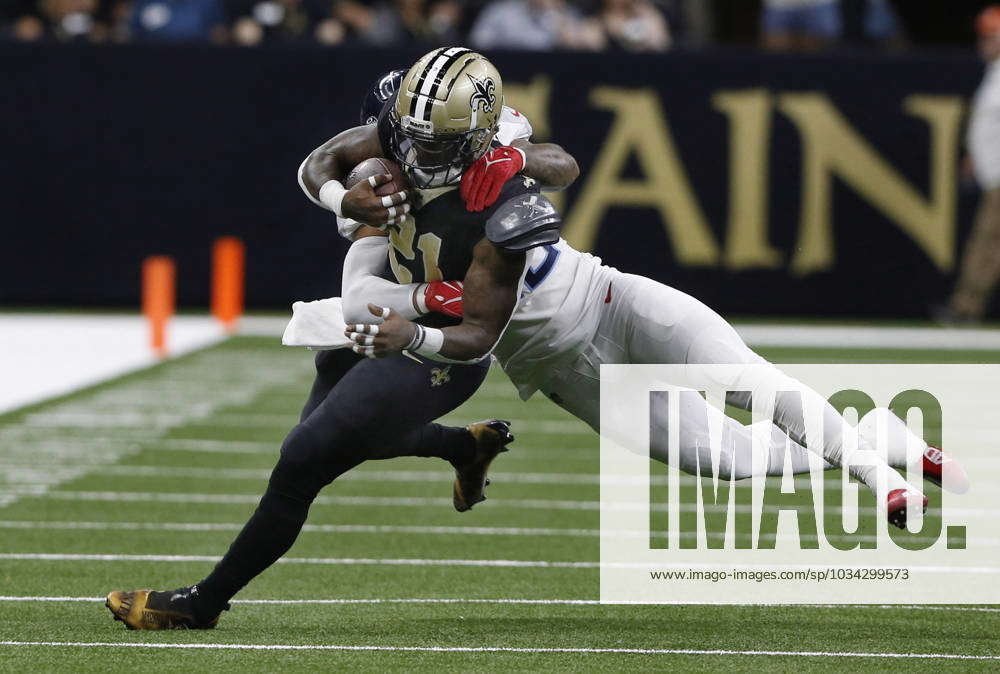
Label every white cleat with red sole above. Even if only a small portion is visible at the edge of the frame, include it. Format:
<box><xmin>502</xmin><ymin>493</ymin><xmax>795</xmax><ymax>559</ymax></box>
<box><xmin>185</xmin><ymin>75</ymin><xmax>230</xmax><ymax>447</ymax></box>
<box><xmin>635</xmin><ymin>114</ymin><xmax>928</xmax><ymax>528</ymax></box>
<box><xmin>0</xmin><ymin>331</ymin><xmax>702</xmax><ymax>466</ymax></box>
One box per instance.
<box><xmin>886</xmin><ymin>488</ymin><xmax>928</xmax><ymax>530</ymax></box>
<box><xmin>912</xmin><ymin>446</ymin><xmax>970</xmax><ymax>494</ymax></box>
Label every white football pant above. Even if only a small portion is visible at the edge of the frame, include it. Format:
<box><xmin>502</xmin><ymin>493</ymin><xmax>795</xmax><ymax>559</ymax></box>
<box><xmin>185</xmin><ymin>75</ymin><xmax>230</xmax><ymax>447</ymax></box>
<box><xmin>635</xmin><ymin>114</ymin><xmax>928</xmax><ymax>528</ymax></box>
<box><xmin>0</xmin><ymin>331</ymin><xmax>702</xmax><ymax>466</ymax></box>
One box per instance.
<box><xmin>536</xmin><ymin>272</ymin><xmax>923</xmax><ymax>494</ymax></box>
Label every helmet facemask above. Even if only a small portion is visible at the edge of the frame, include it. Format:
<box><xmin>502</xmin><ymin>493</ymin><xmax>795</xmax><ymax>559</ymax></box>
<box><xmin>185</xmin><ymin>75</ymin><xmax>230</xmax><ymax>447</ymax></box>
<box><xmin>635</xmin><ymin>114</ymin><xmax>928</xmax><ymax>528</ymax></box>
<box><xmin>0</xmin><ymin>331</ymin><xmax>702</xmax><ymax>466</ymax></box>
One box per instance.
<box><xmin>392</xmin><ymin>48</ymin><xmax>504</xmax><ymax>189</ymax></box>
<box><xmin>388</xmin><ymin>110</ymin><xmax>494</xmax><ymax>189</ymax></box>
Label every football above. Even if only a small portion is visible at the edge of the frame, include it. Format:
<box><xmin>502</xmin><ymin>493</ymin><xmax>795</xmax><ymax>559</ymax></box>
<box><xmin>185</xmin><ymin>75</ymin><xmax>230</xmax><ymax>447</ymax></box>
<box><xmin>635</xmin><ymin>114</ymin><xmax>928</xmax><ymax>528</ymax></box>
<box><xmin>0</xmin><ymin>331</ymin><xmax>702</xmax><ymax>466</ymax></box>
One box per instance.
<box><xmin>345</xmin><ymin>157</ymin><xmax>408</xmax><ymax>196</ymax></box>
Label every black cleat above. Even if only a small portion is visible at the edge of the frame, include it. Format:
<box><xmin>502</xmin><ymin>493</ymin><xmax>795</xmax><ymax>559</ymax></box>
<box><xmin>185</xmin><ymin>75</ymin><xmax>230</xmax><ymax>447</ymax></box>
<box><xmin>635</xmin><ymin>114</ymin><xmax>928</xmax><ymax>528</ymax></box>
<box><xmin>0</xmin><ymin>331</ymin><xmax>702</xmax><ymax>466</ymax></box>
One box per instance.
<box><xmin>105</xmin><ymin>585</ymin><xmax>228</xmax><ymax>630</ymax></box>
<box><xmin>452</xmin><ymin>419</ymin><xmax>514</xmax><ymax>512</ymax></box>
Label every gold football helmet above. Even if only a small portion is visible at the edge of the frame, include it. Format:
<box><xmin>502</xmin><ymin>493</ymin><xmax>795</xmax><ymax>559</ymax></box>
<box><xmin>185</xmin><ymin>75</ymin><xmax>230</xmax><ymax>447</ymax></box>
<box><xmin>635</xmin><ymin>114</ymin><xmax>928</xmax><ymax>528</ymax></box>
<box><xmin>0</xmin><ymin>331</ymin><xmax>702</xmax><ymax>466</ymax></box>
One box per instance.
<box><xmin>388</xmin><ymin>47</ymin><xmax>504</xmax><ymax>189</ymax></box>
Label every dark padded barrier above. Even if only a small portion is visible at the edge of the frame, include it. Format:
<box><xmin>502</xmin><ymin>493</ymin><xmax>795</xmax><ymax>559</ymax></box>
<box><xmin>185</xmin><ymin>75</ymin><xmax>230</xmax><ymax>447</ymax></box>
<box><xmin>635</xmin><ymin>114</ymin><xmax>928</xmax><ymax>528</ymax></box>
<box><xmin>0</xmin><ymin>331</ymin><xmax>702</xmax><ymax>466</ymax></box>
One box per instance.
<box><xmin>0</xmin><ymin>43</ymin><xmax>984</xmax><ymax>316</ymax></box>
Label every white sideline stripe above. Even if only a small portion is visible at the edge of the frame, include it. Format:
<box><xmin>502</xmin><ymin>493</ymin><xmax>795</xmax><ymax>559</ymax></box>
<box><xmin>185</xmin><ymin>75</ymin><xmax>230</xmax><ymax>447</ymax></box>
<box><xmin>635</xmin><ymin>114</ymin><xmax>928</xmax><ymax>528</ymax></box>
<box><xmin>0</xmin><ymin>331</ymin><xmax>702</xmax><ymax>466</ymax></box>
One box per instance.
<box><xmin>0</xmin><ymin>315</ymin><xmax>226</xmax><ymax>415</ymax></box>
<box><xmin>5</xmin><ymin>554</ymin><xmax>1000</xmax><ymax>575</ymax></box>
<box><xmin>13</xmin><ymin>490</ymin><xmax>1000</xmax><ymax>518</ymax></box>
<box><xmin>241</xmin><ymin>316</ymin><xmax>1000</xmax><ymax>351</ymax></box>
<box><xmin>3</xmin><ymin>596</ymin><xmax>1000</xmax><ymax>614</ymax></box>
<box><xmin>0</xmin><ymin>343</ymin><xmax>311</xmax><ymax>508</ymax></box>
<box><xmin>1</xmin><ymin>640</ymin><xmax>998</xmax><ymax>660</ymax></box>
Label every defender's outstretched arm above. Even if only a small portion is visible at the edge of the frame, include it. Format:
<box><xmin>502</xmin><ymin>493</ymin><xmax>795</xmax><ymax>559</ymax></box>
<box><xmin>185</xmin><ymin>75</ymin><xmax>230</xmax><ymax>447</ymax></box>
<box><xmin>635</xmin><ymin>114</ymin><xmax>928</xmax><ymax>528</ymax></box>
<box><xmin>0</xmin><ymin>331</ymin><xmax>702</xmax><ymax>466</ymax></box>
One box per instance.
<box><xmin>299</xmin><ymin>129</ymin><xmax>578</xmax><ymax>226</ymax></box>
<box><xmin>341</xmin><ymin>228</ymin><xmax>467</xmax><ymax>325</ymax></box>
<box><xmin>428</xmin><ymin>238</ymin><xmax>524</xmax><ymax>361</ymax></box>
<box><xmin>345</xmin><ymin>237</ymin><xmax>525</xmax><ymax>362</ymax></box>
<box><xmin>345</xmin><ymin>186</ymin><xmax>561</xmax><ymax>360</ymax></box>
<box><xmin>512</xmin><ymin>139</ymin><xmax>579</xmax><ymax>191</ymax></box>
<box><xmin>460</xmin><ymin>139</ymin><xmax>579</xmax><ymax>212</ymax></box>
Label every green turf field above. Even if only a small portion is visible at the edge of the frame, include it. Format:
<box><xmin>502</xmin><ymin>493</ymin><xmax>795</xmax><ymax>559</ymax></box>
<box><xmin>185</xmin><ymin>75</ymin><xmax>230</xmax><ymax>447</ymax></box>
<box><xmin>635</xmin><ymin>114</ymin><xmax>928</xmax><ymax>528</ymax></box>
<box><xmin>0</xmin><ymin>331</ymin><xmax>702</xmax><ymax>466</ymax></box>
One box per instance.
<box><xmin>1</xmin><ymin>337</ymin><xmax>999</xmax><ymax>672</ymax></box>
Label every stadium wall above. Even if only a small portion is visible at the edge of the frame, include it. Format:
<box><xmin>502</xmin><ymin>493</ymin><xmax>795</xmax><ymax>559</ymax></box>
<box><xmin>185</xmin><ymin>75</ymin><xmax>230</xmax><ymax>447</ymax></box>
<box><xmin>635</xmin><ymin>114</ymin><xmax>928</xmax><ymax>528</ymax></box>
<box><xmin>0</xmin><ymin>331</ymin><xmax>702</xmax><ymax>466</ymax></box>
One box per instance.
<box><xmin>0</xmin><ymin>43</ymin><xmax>984</xmax><ymax>317</ymax></box>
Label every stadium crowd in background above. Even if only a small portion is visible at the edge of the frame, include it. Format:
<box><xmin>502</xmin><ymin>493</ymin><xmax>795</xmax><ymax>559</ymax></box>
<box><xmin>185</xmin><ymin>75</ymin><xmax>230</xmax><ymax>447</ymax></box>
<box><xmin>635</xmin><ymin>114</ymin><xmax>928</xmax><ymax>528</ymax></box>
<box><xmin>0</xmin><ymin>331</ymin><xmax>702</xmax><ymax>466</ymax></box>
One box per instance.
<box><xmin>759</xmin><ymin>0</ymin><xmax>902</xmax><ymax>50</ymax></box>
<box><xmin>0</xmin><ymin>0</ymin><xmax>918</xmax><ymax>51</ymax></box>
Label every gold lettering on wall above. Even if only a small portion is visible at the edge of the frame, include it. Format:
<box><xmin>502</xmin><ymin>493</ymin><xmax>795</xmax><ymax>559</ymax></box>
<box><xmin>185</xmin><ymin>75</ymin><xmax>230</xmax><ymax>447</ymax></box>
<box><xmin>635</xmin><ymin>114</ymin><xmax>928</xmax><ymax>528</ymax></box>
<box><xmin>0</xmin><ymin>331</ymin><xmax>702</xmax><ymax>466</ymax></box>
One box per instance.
<box><xmin>562</xmin><ymin>87</ymin><xmax>719</xmax><ymax>264</ymax></box>
<box><xmin>713</xmin><ymin>89</ymin><xmax>783</xmax><ymax>270</ymax></box>
<box><xmin>505</xmin><ymin>76</ymin><xmax>565</xmax><ymax>212</ymax></box>
<box><xmin>504</xmin><ymin>76</ymin><xmax>552</xmax><ymax>141</ymax></box>
<box><xmin>778</xmin><ymin>93</ymin><xmax>964</xmax><ymax>274</ymax></box>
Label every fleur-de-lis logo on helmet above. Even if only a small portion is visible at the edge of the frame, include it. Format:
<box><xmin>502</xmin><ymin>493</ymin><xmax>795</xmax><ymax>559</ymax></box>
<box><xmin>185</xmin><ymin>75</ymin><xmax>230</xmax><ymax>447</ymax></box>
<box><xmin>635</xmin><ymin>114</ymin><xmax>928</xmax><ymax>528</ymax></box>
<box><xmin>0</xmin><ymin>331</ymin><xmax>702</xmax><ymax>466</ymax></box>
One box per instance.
<box><xmin>468</xmin><ymin>74</ymin><xmax>496</xmax><ymax>114</ymax></box>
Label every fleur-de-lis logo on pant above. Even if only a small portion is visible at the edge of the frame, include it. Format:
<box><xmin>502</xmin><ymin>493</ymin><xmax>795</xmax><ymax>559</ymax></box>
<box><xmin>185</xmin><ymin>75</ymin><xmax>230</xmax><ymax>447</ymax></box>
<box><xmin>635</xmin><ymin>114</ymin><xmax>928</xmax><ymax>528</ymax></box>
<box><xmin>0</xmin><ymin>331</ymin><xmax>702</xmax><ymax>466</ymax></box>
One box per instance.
<box><xmin>430</xmin><ymin>366</ymin><xmax>452</xmax><ymax>387</ymax></box>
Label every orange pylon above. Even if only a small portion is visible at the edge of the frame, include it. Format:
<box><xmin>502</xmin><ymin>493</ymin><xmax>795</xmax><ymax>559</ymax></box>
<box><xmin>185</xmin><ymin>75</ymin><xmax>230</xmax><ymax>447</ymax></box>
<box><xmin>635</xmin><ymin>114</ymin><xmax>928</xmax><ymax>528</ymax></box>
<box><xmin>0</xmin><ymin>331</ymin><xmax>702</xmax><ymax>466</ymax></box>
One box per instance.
<box><xmin>211</xmin><ymin>236</ymin><xmax>245</xmax><ymax>333</ymax></box>
<box><xmin>142</xmin><ymin>255</ymin><xmax>176</xmax><ymax>358</ymax></box>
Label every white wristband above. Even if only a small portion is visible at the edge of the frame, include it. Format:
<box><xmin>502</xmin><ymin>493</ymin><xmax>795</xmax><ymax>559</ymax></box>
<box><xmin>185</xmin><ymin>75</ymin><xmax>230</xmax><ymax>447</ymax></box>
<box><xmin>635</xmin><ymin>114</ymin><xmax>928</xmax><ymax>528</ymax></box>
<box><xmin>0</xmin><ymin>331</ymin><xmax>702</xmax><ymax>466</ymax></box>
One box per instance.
<box><xmin>407</xmin><ymin>324</ymin><xmax>445</xmax><ymax>358</ymax></box>
<box><xmin>414</xmin><ymin>283</ymin><xmax>429</xmax><ymax>315</ymax></box>
<box><xmin>319</xmin><ymin>180</ymin><xmax>348</xmax><ymax>217</ymax></box>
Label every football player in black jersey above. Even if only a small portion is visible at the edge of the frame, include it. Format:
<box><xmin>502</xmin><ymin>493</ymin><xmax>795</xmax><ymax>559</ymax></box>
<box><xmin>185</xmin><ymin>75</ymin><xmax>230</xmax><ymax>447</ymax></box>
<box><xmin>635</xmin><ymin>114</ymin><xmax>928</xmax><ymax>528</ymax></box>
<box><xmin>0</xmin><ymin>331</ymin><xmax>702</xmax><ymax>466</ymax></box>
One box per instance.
<box><xmin>341</xmin><ymin>51</ymin><xmax>563</xmax><ymax>365</ymax></box>
<box><xmin>104</xmin><ymin>48</ymin><xmax>577</xmax><ymax>630</ymax></box>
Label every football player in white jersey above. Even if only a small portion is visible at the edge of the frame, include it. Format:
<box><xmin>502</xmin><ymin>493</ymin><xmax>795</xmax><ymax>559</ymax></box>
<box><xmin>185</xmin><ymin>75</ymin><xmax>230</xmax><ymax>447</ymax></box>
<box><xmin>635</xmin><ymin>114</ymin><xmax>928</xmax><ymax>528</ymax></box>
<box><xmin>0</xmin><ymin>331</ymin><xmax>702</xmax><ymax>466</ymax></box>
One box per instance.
<box><xmin>311</xmin><ymin>53</ymin><xmax>963</xmax><ymax>530</ymax></box>
<box><xmin>325</xmin><ymin>54</ymin><xmax>968</xmax><ymax>531</ymax></box>
<box><xmin>347</xmin><ymin>200</ymin><xmax>969</xmax><ymax>530</ymax></box>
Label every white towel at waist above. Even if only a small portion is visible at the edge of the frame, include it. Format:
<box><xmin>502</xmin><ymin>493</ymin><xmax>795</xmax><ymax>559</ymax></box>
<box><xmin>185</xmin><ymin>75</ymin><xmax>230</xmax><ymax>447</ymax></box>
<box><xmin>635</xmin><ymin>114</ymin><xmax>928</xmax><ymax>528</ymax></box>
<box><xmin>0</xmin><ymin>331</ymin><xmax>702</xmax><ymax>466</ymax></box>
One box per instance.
<box><xmin>281</xmin><ymin>297</ymin><xmax>351</xmax><ymax>350</ymax></box>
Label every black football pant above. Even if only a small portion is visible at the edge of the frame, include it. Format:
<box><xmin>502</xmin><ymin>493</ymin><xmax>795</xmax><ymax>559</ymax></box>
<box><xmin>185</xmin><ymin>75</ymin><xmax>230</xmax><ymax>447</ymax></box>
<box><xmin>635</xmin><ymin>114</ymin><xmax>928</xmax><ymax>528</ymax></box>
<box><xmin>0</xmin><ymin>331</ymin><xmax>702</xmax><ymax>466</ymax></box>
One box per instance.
<box><xmin>196</xmin><ymin>348</ymin><xmax>489</xmax><ymax>613</ymax></box>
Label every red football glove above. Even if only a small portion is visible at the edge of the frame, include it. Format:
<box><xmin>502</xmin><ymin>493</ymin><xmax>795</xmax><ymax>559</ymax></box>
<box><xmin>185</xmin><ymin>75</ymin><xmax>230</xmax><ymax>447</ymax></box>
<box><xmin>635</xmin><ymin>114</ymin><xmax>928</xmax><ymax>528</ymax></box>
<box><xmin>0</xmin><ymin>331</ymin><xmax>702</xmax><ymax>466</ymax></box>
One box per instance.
<box><xmin>460</xmin><ymin>145</ymin><xmax>526</xmax><ymax>212</ymax></box>
<box><xmin>416</xmin><ymin>280</ymin><xmax>464</xmax><ymax>318</ymax></box>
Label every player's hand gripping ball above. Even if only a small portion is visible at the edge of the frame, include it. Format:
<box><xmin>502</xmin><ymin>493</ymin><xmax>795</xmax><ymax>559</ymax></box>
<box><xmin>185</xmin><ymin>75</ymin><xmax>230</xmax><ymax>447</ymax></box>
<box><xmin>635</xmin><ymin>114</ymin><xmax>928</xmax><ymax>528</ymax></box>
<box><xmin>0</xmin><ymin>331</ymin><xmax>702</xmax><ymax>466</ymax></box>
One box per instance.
<box><xmin>345</xmin><ymin>304</ymin><xmax>417</xmax><ymax>358</ymax></box>
<box><xmin>342</xmin><ymin>158</ymin><xmax>411</xmax><ymax>228</ymax></box>
<box><xmin>460</xmin><ymin>145</ymin><xmax>526</xmax><ymax>212</ymax></box>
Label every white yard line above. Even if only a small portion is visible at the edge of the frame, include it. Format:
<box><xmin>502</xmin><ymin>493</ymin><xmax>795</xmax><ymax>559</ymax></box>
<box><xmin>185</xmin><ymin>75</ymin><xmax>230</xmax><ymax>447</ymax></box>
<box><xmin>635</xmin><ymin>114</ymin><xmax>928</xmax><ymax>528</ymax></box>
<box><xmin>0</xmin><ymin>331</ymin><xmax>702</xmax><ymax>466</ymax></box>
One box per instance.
<box><xmin>0</xmin><ymin>640</ymin><xmax>997</xmax><ymax>660</ymax></box>
<box><xmin>14</xmin><ymin>463</ymin><xmax>995</xmax><ymax>492</ymax></box>
<box><xmin>0</xmin><ymin>520</ymin><xmax>602</xmax><ymax>537</ymax></box>
<box><xmin>3</xmin><ymin>553</ymin><xmax>1000</xmax><ymax>575</ymax></box>
<box><xmin>0</xmin><ymin>519</ymin><xmax>980</xmax><ymax>547</ymax></box>
<box><xmin>17</xmin><ymin>412</ymin><xmax>589</xmax><ymax>435</ymax></box>
<box><xmin>0</xmin><ymin>348</ymin><xmax>313</xmax><ymax>507</ymax></box>
<box><xmin>9</xmin><ymin>490</ymin><xmax>999</xmax><ymax>519</ymax></box>
<box><xmin>0</xmin><ymin>552</ymin><xmax>596</xmax><ymax>568</ymax></box>
<box><xmin>180</xmin><ymin>414</ymin><xmax>591</xmax><ymax>435</ymax></box>
<box><xmin>126</xmin><ymin>439</ymin><xmax>280</xmax><ymax>455</ymax></box>
<box><xmin>1</xmin><ymin>595</ymin><xmax>998</xmax><ymax>613</ymax></box>
<box><xmin>1</xmin><ymin>436</ymin><xmax>597</xmax><ymax>458</ymax></box>
<box><xmin>0</xmin><ymin>464</ymin><xmax>604</xmax><ymax>485</ymax></box>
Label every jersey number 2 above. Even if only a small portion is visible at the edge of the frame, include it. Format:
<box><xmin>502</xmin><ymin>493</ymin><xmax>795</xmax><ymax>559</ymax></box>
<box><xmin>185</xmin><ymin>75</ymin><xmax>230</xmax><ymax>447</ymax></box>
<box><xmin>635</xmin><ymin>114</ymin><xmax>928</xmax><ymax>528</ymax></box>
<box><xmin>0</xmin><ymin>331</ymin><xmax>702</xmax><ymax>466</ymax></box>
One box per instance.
<box><xmin>388</xmin><ymin>216</ymin><xmax>443</xmax><ymax>284</ymax></box>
